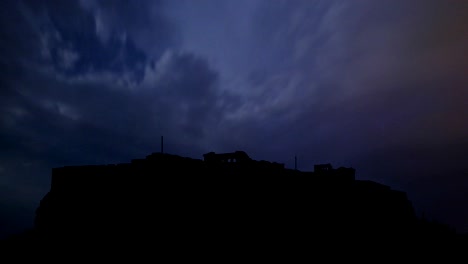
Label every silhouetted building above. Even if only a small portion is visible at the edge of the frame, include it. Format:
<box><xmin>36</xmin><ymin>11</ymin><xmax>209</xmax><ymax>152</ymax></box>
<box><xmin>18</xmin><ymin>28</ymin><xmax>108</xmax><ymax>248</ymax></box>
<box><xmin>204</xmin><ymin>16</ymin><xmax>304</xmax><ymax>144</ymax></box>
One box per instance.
<box><xmin>203</xmin><ymin>150</ymin><xmax>252</xmax><ymax>163</ymax></box>
<box><xmin>313</xmin><ymin>163</ymin><xmax>355</xmax><ymax>181</ymax></box>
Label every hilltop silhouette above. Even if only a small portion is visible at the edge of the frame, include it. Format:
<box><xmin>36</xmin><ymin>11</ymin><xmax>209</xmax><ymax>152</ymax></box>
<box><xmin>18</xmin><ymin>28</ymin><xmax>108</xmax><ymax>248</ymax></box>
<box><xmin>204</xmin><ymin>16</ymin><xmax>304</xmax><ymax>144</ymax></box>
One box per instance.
<box><xmin>1</xmin><ymin>151</ymin><xmax>466</xmax><ymax>261</ymax></box>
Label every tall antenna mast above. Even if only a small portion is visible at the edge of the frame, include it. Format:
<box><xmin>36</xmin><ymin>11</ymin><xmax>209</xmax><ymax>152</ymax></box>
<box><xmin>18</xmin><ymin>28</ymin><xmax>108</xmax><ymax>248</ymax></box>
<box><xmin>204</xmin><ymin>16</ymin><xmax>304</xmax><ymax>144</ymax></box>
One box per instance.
<box><xmin>295</xmin><ymin>155</ymin><xmax>297</xmax><ymax>170</ymax></box>
<box><xmin>161</xmin><ymin>136</ymin><xmax>164</xmax><ymax>154</ymax></box>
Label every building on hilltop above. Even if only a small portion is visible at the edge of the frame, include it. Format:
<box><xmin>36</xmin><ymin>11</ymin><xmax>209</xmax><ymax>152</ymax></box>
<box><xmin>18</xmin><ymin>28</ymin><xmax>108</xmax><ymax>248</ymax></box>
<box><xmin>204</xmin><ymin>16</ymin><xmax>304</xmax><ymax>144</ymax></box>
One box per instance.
<box><xmin>30</xmin><ymin>149</ymin><xmax>422</xmax><ymax>251</ymax></box>
<box><xmin>313</xmin><ymin>163</ymin><xmax>356</xmax><ymax>181</ymax></box>
<box><xmin>203</xmin><ymin>151</ymin><xmax>252</xmax><ymax>163</ymax></box>
<box><xmin>203</xmin><ymin>151</ymin><xmax>285</xmax><ymax>171</ymax></box>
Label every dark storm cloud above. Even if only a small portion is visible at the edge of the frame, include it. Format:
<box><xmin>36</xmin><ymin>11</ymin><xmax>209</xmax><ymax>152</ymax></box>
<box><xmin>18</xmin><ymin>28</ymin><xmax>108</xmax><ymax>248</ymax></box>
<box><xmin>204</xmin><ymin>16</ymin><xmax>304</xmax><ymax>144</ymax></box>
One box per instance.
<box><xmin>2</xmin><ymin>50</ymin><xmax>222</xmax><ymax>162</ymax></box>
<box><xmin>1</xmin><ymin>0</ymin><xmax>228</xmax><ymax>163</ymax></box>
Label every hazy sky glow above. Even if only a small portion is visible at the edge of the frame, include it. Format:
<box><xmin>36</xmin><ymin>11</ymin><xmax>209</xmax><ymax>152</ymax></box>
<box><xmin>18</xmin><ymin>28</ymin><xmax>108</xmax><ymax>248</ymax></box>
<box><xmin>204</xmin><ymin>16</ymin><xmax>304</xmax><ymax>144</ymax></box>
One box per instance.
<box><xmin>0</xmin><ymin>0</ymin><xmax>467</xmax><ymax>237</ymax></box>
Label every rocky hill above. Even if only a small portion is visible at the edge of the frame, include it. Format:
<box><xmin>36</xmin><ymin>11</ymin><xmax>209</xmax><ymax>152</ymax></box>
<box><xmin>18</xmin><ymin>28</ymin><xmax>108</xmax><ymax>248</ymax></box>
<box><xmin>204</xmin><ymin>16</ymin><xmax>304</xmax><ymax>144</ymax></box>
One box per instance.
<box><xmin>1</xmin><ymin>151</ymin><xmax>465</xmax><ymax>261</ymax></box>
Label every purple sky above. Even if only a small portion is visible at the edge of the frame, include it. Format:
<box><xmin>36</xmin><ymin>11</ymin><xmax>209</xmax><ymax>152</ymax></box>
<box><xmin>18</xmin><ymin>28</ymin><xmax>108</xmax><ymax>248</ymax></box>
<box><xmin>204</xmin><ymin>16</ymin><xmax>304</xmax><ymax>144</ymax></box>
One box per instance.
<box><xmin>1</xmin><ymin>0</ymin><xmax>467</xmax><ymax>238</ymax></box>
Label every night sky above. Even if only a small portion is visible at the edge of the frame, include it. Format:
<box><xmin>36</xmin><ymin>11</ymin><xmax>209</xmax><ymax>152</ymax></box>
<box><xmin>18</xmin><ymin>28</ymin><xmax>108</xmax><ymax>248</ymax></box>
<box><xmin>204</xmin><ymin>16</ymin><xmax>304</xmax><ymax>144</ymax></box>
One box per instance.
<box><xmin>1</xmin><ymin>0</ymin><xmax>467</xmax><ymax>238</ymax></box>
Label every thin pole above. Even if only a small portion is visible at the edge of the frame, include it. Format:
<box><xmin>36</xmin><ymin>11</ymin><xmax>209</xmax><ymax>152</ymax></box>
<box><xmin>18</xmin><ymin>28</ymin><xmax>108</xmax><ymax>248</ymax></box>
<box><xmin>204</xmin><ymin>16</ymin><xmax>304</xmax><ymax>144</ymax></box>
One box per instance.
<box><xmin>161</xmin><ymin>136</ymin><xmax>164</xmax><ymax>154</ymax></box>
<box><xmin>295</xmin><ymin>155</ymin><xmax>297</xmax><ymax>170</ymax></box>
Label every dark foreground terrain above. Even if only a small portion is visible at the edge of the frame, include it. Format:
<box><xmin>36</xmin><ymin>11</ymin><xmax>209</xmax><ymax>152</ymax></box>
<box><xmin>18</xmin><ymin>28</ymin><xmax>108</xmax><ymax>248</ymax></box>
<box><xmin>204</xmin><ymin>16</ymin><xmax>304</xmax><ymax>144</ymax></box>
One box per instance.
<box><xmin>1</xmin><ymin>151</ymin><xmax>466</xmax><ymax>261</ymax></box>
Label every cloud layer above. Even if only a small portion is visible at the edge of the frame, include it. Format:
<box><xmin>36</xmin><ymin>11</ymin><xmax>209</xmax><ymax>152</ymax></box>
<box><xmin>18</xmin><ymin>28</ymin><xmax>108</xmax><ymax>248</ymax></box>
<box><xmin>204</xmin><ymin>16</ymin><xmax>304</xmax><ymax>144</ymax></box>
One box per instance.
<box><xmin>0</xmin><ymin>0</ymin><xmax>467</xmax><ymax>237</ymax></box>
